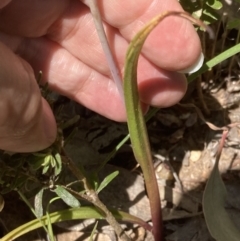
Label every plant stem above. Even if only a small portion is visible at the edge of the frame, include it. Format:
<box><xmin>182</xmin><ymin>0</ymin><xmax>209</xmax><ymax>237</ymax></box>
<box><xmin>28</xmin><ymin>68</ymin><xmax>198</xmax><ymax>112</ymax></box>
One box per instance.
<box><xmin>86</xmin><ymin>0</ymin><xmax>124</xmax><ymax>101</ymax></box>
<box><xmin>62</xmin><ymin>153</ymin><xmax>131</xmax><ymax>241</ymax></box>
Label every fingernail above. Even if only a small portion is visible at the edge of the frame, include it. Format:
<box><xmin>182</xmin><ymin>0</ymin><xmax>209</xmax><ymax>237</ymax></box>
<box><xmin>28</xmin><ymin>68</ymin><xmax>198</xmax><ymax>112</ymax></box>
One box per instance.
<box><xmin>178</xmin><ymin>52</ymin><xmax>204</xmax><ymax>74</ymax></box>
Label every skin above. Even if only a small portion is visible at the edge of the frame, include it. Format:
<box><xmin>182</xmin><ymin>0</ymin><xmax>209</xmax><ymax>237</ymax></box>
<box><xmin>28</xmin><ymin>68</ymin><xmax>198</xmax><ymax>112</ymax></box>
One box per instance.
<box><xmin>0</xmin><ymin>0</ymin><xmax>201</xmax><ymax>152</ymax></box>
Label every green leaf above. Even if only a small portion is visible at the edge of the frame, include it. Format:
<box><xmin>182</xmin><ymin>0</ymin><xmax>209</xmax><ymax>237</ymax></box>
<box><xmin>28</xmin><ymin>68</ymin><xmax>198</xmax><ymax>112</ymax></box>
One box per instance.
<box><xmin>123</xmin><ymin>11</ymin><xmax>211</xmax><ymax>240</ymax></box>
<box><xmin>53</xmin><ymin>153</ymin><xmax>62</xmax><ymax>176</ymax></box>
<box><xmin>203</xmin><ymin>160</ymin><xmax>240</xmax><ymax>241</ymax></box>
<box><xmin>42</xmin><ymin>154</ymin><xmax>51</xmax><ymax>167</ymax></box>
<box><xmin>34</xmin><ymin>188</ymin><xmax>44</xmax><ymax>218</ymax></box>
<box><xmin>123</xmin><ymin>11</ymin><xmax>194</xmax><ymax>240</ymax></box>
<box><xmin>180</xmin><ymin>0</ymin><xmax>222</xmax><ymax>24</ymax></box>
<box><xmin>42</xmin><ymin>164</ymin><xmax>50</xmax><ymax>175</ymax></box>
<box><xmin>206</xmin><ymin>0</ymin><xmax>223</xmax><ymax>10</ymax></box>
<box><xmin>50</xmin><ymin>155</ymin><xmax>56</xmax><ymax>167</ymax></box>
<box><xmin>1</xmin><ymin>207</ymin><xmax>151</xmax><ymax>241</ymax></box>
<box><xmin>202</xmin><ymin>5</ymin><xmax>221</xmax><ymax>24</ymax></box>
<box><xmin>54</xmin><ymin>185</ymin><xmax>80</xmax><ymax>208</ymax></box>
<box><xmin>97</xmin><ymin>171</ymin><xmax>119</xmax><ymax>194</ymax></box>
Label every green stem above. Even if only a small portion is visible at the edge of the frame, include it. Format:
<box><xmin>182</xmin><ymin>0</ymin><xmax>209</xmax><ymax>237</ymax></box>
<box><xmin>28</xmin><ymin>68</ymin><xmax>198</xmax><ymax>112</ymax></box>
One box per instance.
<box><xmin>123</xmin><ymin>11</ymin><xmax>211</xmax><ymax>241</ymax></box>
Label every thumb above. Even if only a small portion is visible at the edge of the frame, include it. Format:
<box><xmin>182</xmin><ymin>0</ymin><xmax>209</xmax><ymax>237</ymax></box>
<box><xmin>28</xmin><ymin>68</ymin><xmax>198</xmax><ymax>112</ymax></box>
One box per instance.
<box><xmin>0</xmin><ymin>42</ymin><xmax>57</xmax><ymax>152</ymax></box>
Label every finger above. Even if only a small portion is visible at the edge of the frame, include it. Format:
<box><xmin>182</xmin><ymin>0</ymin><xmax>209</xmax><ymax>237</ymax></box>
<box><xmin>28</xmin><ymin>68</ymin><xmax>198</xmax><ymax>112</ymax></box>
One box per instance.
<box><xmin>87</xmin><ymin>0</ymin><xmax>202</xmax><ymax>71</ymax></box>
<box><xmin>0</xmin><ymin>42</ymin><xmax>57</xmax><ymax>152</ymax></box>
<box><xmin>0</xmin><ymin>0</ymin><xmax>190</xmax><ymax>121</ymax></box>
<box><xmin>1</xmin><ymin>0</ymin><xmax>201</xmax><ymax>71</ymax></box>
<box><xmin>45</xmin><ymin>1</ymin><xmax>200</xmax><ymax>75</ymax></box>
<box><xmin>44</xmin><ymin>2</ymin><xmax>187</xmax><ymax>107</ymax></box>
<box><xmin>9</xmin><ymin>36</ymin><xmax>186</xmax><ymax>121</ymax></box>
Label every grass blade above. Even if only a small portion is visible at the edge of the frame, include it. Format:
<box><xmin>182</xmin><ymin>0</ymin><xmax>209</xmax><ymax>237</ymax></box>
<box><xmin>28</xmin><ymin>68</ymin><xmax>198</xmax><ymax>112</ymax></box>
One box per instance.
<box><xmin>188</xmin><ymin>43</ymin><xmax>240</xmax><ymax>82</ymax></box>
<box><xmin>97</xmin><ymin>171</ymin><xmax>119</xmax><ymax>194</ymax></box>
<box><xmin>1</xmin><ymin>207</ymin><xmax>151</xmax><ymax>241</ymax></box>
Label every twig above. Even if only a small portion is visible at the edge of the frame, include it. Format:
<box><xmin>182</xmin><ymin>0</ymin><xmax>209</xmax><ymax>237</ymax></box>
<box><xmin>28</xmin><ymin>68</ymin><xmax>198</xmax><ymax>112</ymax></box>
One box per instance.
<box><xmin>84</xmin><ymin>0</ymin><xmax>124</xmax><ymax>101</ymax></box>
<box><xmin>61</xmin><ymin>152</ymin><xmax>131</xmax><ymax>241</ymax></box>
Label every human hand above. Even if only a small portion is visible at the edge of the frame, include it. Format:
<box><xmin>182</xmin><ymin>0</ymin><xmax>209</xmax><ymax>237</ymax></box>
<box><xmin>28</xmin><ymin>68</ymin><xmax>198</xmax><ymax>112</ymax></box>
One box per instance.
<box><xmin>0</xmin><ymin>0</ymin><xmax>201</xmax><ymax>152</ymax></box>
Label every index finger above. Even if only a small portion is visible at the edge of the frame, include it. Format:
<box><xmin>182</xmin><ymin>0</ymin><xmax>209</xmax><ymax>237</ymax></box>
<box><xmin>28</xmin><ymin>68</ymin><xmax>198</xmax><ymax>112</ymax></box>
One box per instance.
<box><xmin>85</xmin><ymin>0</ymin><xmax>202</xmax><ymax>72</ymax></box>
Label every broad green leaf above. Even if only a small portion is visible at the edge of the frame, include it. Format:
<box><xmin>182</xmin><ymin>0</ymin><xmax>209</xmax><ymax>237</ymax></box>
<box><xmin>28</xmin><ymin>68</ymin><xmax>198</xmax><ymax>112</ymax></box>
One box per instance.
<box><xmin>34</xmin><ymin>188</ymin><xmax>44</xmax><ymax>218</ymax></box>
<box><xmin>97</xmin><ymin>171</ymin><xmax>119</xmax><ymax>194</ymax></box>
<box><xmin>1</xmin><ymin>207</ymin><xmax>151</xmax><ymax>241</ymax></box>
<box><xmin>203</xmin><ymin>160</ymin><xmax>240</xmax><ymax>241</ymax></box>
<box><xmin>54</xmin><ymin>185</ymin><xmax>80</xmax><ymax>208</ymax></box>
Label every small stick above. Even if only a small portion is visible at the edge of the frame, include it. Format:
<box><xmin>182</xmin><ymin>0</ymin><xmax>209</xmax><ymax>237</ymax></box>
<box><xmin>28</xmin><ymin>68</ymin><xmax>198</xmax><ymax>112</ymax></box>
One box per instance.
<box><xmin>83</xmin><ymin>0</ymin><xmax>124</xmax><ymax>101</ymax></box>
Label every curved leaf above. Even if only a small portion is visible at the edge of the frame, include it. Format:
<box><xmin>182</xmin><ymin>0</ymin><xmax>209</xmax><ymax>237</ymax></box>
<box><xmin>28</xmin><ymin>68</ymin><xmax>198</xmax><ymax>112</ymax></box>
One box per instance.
<box><xmin>0</xmin><ymin>207</ymin><xmax>151</xmax><ymax>241</ymax></box>
<box><xmin>123</xmin><ymin>11</ymin><xmax>209</xmax><ymax>241</ymax></box>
